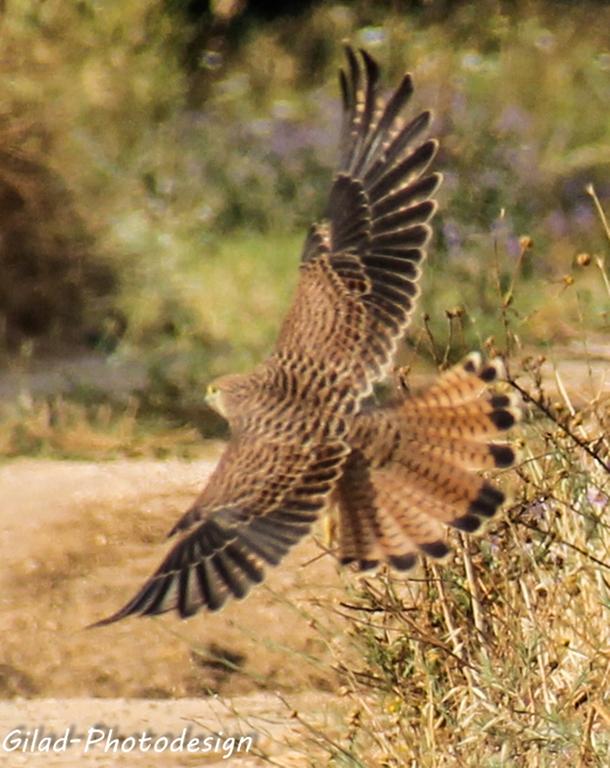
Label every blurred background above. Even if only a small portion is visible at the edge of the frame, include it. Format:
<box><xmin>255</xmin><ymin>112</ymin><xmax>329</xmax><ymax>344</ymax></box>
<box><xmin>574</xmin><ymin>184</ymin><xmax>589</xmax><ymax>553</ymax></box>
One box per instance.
<box><xmin>0</xmin><ymin>0</ymin><xmax>608</xmax><ymax>457</ymax></box>
<box><xmin>1</xmin><ymin>7</ymin><xmax>609</xmax><ymax>753</ymax></box>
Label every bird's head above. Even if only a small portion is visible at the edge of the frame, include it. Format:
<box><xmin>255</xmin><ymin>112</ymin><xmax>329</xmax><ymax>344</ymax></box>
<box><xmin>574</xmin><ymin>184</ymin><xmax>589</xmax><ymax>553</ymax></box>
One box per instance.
<box><xmin>205</xmin><ymin>372</ymin><xmax>260</xmax><ymax>422</ymax></box>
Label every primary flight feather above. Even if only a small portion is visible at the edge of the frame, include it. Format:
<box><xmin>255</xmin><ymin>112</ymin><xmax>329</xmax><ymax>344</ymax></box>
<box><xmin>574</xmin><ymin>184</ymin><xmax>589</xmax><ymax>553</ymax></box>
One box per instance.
<box><xmin>92</xmin><ymin>46</ymin><xmax>518</xmax><ymax>626</ymax></box>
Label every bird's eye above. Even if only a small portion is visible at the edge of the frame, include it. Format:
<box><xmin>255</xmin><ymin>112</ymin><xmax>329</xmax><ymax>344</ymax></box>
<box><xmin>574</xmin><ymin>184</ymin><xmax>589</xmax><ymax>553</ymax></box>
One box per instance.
<box><xmin>207</xmin><ymin>383</ymin><xmax>218</xmax><ymax>397</ymax></box>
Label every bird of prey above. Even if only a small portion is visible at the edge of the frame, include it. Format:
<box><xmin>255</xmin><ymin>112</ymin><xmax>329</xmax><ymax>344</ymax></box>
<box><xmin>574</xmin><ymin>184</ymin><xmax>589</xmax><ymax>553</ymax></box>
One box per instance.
<box><xmin>92</xmin><ymin>46</ymin><xmax>519</xmax><ymax>625</ymax></box>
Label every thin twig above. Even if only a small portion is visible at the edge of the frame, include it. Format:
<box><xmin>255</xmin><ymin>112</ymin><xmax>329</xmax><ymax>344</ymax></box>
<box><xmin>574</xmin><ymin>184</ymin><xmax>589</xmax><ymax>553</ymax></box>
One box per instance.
<box><xmin>509</xmin><ymin>377</ymin><xmax>610</xmax><ymax>474</ymax></box>
<box><xmin>586</xmin><ymin>183</ymin><xmax>610</xmax><ymax>242</ymax></box>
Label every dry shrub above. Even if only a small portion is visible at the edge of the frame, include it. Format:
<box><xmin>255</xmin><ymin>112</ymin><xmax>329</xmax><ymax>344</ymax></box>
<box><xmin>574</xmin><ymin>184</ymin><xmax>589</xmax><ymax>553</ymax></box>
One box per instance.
<box><xmin>0</xmin><ymin>136</ymin><xmax>116</xmax><ymax>353</ymax></box>
<box><xmin>314</xmin><ymin>373</ymin><xmax>608</xmax><ymax>767</ymax></box>
<box><xmin>272</xmin><ymin>205</ymin><xmax>610</xmax><ymax>767</ymax></box>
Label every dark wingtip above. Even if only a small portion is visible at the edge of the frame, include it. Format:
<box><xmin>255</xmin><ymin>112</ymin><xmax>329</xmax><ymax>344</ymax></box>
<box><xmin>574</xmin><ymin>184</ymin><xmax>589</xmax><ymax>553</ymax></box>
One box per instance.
<box><xmin>86</xmin><ymin>581</ymin><xmax>165</xmax><ymax>628</ymax></box>
<box><xmin>490</xmin><ymin>409</ymin><xmax>516</xmax><ymax>430</ymax></box>
<box><xmin>178</xmin><ymin>598</ymin><xmax>199</xmax><ymax>619</ymax></box>
<box><xmin>469</xmin><ymin>482</ymin><xmax>505</xmax><ymax>518</ymax></box>
<box><xmin>420</xmin><ymin>541</ymin><xmax>451</xmax><ymax>559</ymax></box>
<box><xmin>86</xmin><ymin>606</ymin><xmax>131</xmax><ymax>629</ymax></box>
<box><xmin>344</xmin><ymin>43</ymin><xmax>359</xmax><ymax>72</ymax></box>
<box><xmin>490</xmin><ymin>443</ymin><xmax>515</xmax><ymax>468</ymax></box>
<box><xmin>339</xmin><ymin>68</ymin><xmax>349</xmax><ymax>109</ymax></box>
<box><xmin>359</xmin><ymin>47</ymin><xmax>380</xmax><ymax>82</ymax></box>
<box><xmin>422</xmin><ymin>110</ymin><xmax>433</xmax><ymax>128</ymax></box>
<box><xmin>388</xmin><ymin>553</ymin><xmax>417</xmax><ymax>570</ymax></box>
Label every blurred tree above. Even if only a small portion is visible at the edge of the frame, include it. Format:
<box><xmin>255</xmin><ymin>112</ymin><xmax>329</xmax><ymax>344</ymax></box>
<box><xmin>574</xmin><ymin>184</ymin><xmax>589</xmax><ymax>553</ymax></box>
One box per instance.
<box><xmin>0</xmin><ymin>144</ymin><xmax>117</xmax><ymax>353</ymax></box>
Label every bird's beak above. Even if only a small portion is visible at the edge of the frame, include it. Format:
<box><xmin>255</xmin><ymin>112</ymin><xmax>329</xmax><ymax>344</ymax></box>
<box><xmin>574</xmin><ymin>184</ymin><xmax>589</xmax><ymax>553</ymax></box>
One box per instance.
<box><xmin>205</xmin><ymin>388</ymin><xmax>224</xmax><ymax>416</ymax></box>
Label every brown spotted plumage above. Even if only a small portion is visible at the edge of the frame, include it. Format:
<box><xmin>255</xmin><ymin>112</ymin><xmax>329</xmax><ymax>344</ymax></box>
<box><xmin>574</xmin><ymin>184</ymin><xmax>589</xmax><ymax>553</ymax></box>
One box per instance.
<box><xmin>336</xmin><ymin>353</ymin><xmax>520</xmax><ymax>570</ymax></box>
<box><xmin>92</xmin><ymin>48</ymin><xmax>517</xmax><ymax>627</ymax></box>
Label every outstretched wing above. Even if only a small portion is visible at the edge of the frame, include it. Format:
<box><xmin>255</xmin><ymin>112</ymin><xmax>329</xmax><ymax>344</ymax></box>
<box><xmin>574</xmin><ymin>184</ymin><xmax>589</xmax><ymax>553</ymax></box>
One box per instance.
<box><xmin>91</xmin><ymin>47</ymin><xmax>440</xmax><ymax>626</ymax></box>
<box><xmin>276</xmin><ymin>46</ymin><xmax>441</xmax><ymax>396</ymax></box>
<box><xmin>92</xmin><ymin>437</ymin><xmax>348</xmax><ymax>624</ymax></box>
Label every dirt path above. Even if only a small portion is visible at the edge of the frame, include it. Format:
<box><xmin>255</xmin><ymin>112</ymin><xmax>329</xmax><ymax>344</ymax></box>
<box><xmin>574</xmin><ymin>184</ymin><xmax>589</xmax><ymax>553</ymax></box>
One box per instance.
<box><xmin>0</xmin><ymin>693</ymin><xmax>343</xmax><ymax>766</ymax></box>
<box><xmin>0</xmin><ymin>456</ymin><xmax>350</xmax><ymax>765</ymax></box>
<box><xmin>1</xmin><ymin>343</ymin><xmax>607</xmax><ymax>764</ymax></box>
<box><xmin>0</xmin><ymin>456</ymin><xmax>347</xmax><ymax>698</ymax></box>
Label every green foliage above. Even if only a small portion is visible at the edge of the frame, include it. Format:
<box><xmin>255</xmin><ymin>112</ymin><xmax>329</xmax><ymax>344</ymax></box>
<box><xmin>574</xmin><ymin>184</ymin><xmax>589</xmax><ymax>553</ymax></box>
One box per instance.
<box><xmin>0</xmin><ymin>0</ymin><xmax>608</xmax><ymax>433</ymax></box>
<box><xmin>116</xmin><ymin>1</ymin><xmax>609</xmax><ymax>383</ymax></box>
<box><xmin>0</xmin><ymin>5</ymin><xmax>608</xmax><ymax>762</ymax></box>
<box><xmin>0</xmin><ymin>0</ymin><xmax>186</xmax><ymax>350</ymax></box>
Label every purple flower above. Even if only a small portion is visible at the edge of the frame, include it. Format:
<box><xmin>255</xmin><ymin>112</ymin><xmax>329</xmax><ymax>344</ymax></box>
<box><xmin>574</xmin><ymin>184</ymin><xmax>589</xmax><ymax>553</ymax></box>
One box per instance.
<box><xmin>496</xmin><ymin>105</ymin><xmax>532</xmax><ymax>135</ymax></box>
<box><xmin>545</xmin><ymin>210</ymin><xmax>569</xmax><ymax>238</ymax></box>
<box><xmin>572</xmin><ymin>204</ymin><xmax>595</xmax><ymax>232</ymax></box>
<box><xmin>586</xmin><ymin>486</ymin><xmax>608</xmax><ymax>510</ymax></box>
<box><xmin>359</xmin><ymin>27</ymin><xmax>387</xmax><ymax>47</ymax></box>
<box><xmin>443</xmin><ymin>219</ymin><xmax>463</xmax><ymax>255</ymax></box>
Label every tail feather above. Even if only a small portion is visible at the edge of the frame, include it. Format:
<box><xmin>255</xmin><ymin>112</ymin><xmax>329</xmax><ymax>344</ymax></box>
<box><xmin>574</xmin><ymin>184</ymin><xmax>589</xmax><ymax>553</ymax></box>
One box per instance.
<box><xmin>399</xmin><ymin>353</ymin><xmax>506</xmax><ymax>408</ymax></box>
<box><xmin>336</xmin><ymin>456</ymin><xmax>386</xmax><ymax>568</ymax></box>
<box><xmin>338</xmin><ymin>353</ymin><xmax>520</xmax><ymax>571</ymax></box>
<box><xmin>386</xmin><ymin>448</ymin><xmax>505</xmax><ymax>521</ymax></box>
<box><xmin>373</xmin><ymin>467</ymin><xmax>449</xmax><ymax>552</ymax></box>
<box><xmin>409</xmin><ymin>437</ymin><xmax>515</xmax><ymax>470</ymax></box>
<box><xmin>398</xmin><ymin>395</ymin><xmax>521</xmax><ymax>440</ymax></box>
<box><xmin>337</xmin><ymin>454</ymin><xmax>507</xmax><ymax>571</ymax></box>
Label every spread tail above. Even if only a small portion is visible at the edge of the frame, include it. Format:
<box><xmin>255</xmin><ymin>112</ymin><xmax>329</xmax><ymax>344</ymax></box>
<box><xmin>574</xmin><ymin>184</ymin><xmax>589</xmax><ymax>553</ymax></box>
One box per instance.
<box><xmin>338</xmin><ymin>353</ymin><xmax>520</xmax><ymax>569</ymax></box>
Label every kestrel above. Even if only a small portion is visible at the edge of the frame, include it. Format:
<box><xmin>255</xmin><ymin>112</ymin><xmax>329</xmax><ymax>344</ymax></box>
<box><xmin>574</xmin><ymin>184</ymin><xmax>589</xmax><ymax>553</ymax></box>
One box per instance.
<box><xmin>93</xmin><ymin>47</ymin><xmax>519</xmax><ymax>625</ymax></box>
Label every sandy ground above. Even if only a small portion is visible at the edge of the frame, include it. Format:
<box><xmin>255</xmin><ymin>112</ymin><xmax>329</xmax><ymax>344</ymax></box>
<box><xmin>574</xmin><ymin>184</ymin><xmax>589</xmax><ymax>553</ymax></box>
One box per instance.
<box><xmin>1</xmin><ymin>340</ymin><xmax>608</xmax><ymax>765</ymax></box>
<box><xmin>0</xmin><ymin>456</ymin><xmax>350</xmax><ymax>765</ymax></box>
<box><xmin>0</xmin><ymin>693</ymin><xmax>345</xmax><ymax>766</ymax></box>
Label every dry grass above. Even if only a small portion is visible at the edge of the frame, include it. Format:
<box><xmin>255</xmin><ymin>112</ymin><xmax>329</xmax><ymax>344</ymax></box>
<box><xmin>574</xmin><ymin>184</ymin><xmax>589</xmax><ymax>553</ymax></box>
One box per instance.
<box><xmin>239</xmin><ymin>199</ymin><xmax>610</xmax><ymax>768</ymax></box>
<box><xmin>235</xmin><ymin>370</ymin><xmax>608</xmax><ymax>766</ymax></box>
<box><xmin>0</xmin><ymin>394</ymin><xmax>205</xmax><ymax>459</ymax></box>
<box><xmin>0</xmin><ymin>6</ymin><xmax>608</xmax><ymax>763</ymax></box>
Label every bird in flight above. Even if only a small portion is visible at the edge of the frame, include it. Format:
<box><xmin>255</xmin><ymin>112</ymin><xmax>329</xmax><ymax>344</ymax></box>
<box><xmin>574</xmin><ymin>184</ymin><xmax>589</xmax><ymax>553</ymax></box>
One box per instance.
<box><xmin>92</xmin><ymin>46</ymin><xmax>519</xmax><ymax>626</ymax></box>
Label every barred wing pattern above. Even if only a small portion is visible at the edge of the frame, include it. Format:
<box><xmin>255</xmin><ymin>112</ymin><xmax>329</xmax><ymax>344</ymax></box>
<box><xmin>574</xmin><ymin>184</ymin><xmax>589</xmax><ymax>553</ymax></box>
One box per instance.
<box><xmin>94</xmin><ymin>439</ymin><xmax>348</xmax><ymax>622</ymax></box>
<box><xmin>91</xmin><ymin>46</ymin><xmax>442</xmax><ymax>625</ymax></box>
<box><xmin>277</xmin><ymin>46</ymin><xmax>441</xmax><ymax>395</ymax></box>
